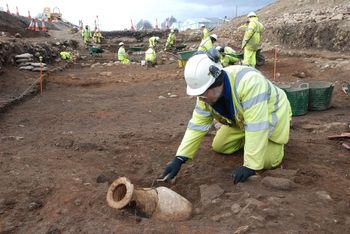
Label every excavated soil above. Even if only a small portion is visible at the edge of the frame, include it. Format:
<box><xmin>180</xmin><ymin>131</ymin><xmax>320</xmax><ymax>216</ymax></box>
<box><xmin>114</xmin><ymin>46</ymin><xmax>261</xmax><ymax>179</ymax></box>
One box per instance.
<box><xmin>0</xmin><ymin>48</ymin><xmax>349</xmax><ymax>233</ymax></box>
<box><xmin>1</xmin><ymin>1</ymin><xmax>350</xmax><ymax>233</ymax></box>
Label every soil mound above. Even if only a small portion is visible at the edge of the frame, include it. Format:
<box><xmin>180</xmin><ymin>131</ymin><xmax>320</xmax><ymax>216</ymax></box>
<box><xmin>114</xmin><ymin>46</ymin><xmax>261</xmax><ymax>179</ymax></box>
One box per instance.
<box><xmin>0</xmin><ymin>12</ymin><xmax>47</xmax><ymax>38</ymax></box>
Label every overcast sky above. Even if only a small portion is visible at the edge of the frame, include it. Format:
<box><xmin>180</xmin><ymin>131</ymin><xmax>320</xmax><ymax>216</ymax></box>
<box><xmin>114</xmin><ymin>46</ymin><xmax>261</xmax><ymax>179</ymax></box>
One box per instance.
<box><xmin>2</xmin><ymin>0</ymin><xmax>274</xmax><ymax>30</ymax></box>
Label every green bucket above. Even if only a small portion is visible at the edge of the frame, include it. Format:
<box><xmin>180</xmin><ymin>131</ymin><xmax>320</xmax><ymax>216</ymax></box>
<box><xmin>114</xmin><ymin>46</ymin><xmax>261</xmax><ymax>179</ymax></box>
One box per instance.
<box><xmin>178</xmin><ymin>50</ymin><xmax>197</xmax><ymax>60</ymax></box>
<box><xmin>282</xmin><ymin>83</ymin><xmax>309</xmax><ymax>116</ymax></box>
<box><xmin>308</xmin><ymin>81</ymin><xmax>334</xmax><ymax>111</ymax></box>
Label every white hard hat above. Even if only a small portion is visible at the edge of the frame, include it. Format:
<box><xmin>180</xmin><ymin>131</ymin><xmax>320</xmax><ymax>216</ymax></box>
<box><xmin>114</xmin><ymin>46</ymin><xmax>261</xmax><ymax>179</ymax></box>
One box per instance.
<box><xmin>247</xmin><ymin>12</ymin><xmax>257</xmax><ymax>18</ymax></box>
<box><xmin>170</xmin><ymin>29</ymin><xmax>174</xmax><ymax>33</ymax></box>
<box><xmin>184</xmin><ymin>54</ymin><xmax>223</xmax><ymax>96</ymax></box>
<box><xmin>200</xmin><ymin>24</ymin><xmax>205</xmax><ymax>28</ymax></box>
<box><xmin>155</xmin><ymin>36</ymin><xmax>160</xmax><ymax>41</ymax></box>
<box><xmin>119</xmin><ymin>42</ymin><xmax>124</xmax><ymax>46</ymax></box>
<box><xmin>210</xmin><ymin>34</ymin><xmax>218</xmax><ymax>41</ymax></box>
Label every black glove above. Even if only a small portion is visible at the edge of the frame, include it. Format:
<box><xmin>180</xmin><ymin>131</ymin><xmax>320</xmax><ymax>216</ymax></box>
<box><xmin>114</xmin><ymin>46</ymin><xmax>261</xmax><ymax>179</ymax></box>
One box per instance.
<box><xmin>232</xmin><ymin>166</ymin><xmax>256</xmax><ymax>184</ymax></box>
<box><xmin>160</xmin><ymin>156</ymin><xmax>188</xmax><ymax>181</ymax></box>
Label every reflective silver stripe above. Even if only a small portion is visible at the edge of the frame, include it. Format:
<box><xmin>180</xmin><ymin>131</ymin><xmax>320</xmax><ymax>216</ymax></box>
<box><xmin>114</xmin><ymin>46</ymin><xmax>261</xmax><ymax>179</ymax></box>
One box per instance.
<box><xmin>245</xmin><ymin>121</ymin><xmax>269</xmax><ymax>132</ymax></box>
<box><xmin>234</xmin><ymin>67</ymin><xmax>260</xmax><ymax>108</ymax></box>
<box><xmin>187</xmin><ymin>121</ymin><xmax>212</xmax><ymax>132</ymax></box>
<box><xmin>245</xmin><ymin>27</ymin><xmax>254</xmax><ymax>31</ymax></box>
<box><xmin>195</xmin><ymin>105</ymin><xmax>211</xmax><ymax>117</ymax></box>
<box><xmin>269</xmin><ymin>86</ymin><xmax>280</xmax><ymax>137</ymax></box>
<box><xmin>242</xmin><ymin>92</ymin><xmax>269</xmax><ymax>110</ymax></box>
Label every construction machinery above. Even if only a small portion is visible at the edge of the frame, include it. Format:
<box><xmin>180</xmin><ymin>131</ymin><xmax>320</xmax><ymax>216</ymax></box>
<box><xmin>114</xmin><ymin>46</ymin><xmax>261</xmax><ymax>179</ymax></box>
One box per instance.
<box><xmin>43</xmin><ymin>7</ymin><xmax>62</xmax><ymax>21</ymax></box>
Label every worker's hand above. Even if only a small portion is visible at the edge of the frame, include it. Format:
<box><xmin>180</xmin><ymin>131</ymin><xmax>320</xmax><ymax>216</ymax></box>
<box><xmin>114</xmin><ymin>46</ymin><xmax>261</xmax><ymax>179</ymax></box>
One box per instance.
<box><xmin>232</xmin><ymin>166</ymin><xmax>256</xmax><ymax>184</ymax></box>
<box><xmin>159</xmin><ymin>156</ymin><xmax>188</xmax><ymax>182</ymax></box>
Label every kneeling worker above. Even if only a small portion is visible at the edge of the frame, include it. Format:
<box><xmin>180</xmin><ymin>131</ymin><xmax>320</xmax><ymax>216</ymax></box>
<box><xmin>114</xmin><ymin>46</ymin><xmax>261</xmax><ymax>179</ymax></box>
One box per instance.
<box><xmin>216</xmin><ymin>45</ymin><xmax>240</xmax><ymax>67</ymax></box>
<box><xmin>159</xmin><ymin>51</ymin><xmax>292</xmax><ymax>184</ymax></box>
<box><xmin>118</xmin><ymin>42</ymin><xmax>130</xmax><ymax>64</ymax></box>
<box><xmin>145</xmin><ymin>46</ymin><xmax>157</xmax><ymax>66</ymax></box>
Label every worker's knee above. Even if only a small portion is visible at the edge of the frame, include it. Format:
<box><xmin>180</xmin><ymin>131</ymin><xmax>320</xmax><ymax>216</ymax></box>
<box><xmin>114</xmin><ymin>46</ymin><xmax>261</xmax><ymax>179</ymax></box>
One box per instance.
<box><xmin>212</xmin><ymin>138</ymin><xmax>243</xmax><ymax>154</ymax></box>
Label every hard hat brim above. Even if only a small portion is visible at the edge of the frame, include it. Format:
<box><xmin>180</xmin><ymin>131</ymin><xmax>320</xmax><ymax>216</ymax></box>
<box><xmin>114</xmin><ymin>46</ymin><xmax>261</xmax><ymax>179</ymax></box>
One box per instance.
<box><xmin>186</xmin><ymin>78</ymin><xmax>215</xmax><ymax>96</ymax></box>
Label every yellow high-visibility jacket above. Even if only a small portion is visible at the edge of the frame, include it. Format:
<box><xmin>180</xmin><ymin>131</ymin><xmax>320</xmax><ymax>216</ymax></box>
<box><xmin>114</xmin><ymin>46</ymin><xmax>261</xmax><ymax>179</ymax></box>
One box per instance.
<box><xmin>83</xmin><ymin>29</ymin><xmax>92</xmax><ymax>42</ymax></box>
<box><xmin>165</xmin><ymin>32</ymin><xmax>176</xmax><ymax>49</ymax></box>
<box><xmin>198</xmin><ymin>37</ymin><xmax>213</xmax><ymax>52</ymax></box>
<box><xmin>118</xmin><ymin>46</ymin><xmax>129</xmax><ymax>64</ymax></box>
<box><xmin>60</xmin><ymin>51</ymin><xmax>72</xmax><ymax>60</ymax></box>
<box><xmin>145</xmin><ymin>47</ymin><xmax>156</xmax><ymax>64</ymax></box>
<box><xmin>149</xmin><ymin>37</ymin><xmax>158</xmax><ymax>48</ymax></box>
<box><xmin>242</xmin><ymin>17</ymin><xmax>264</xmax><ymax>50</ymax></box>
<box><xmin>220</xmin><ymin>46</ymin><xmax>239</xmax><ymax>67</ymax></box>
<box><xmin>176</xmin><ymin>66</ymin><xmax>292</xmax><ymax>170</ymax></box>
<box><xmin>202</xmin><ymin>27</ymin><xmax>209</xmax><ymax>40</ymax></box>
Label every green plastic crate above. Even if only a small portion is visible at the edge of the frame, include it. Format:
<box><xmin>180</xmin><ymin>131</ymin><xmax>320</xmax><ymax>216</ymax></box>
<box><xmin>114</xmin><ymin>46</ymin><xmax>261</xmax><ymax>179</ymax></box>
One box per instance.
<box><xmin>178</xmin><ymin>50</ymin><xmax>197</xmax><ymax>60</ymax></box>
<box><xmin>308</xmin><ymin>81</ymin><xmax>334</xmax><ymax>111</ymax></box>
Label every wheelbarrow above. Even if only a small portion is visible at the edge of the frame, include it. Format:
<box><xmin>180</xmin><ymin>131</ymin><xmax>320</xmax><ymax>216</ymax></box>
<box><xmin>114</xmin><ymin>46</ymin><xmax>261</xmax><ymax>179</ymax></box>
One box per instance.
<box><xmin>176</xmin><ymin>50</ymin><xmax>197</xmax><ymax>68</ymax></box>
<box><xmin>129</xmin><ymin>47</ymin><xmax>143</xmax><ymax>53</ymax></box>
<box><xmin>88</xmin><ymin>47</ymin><xmax>104</xmax><ymax>57</ymax></box>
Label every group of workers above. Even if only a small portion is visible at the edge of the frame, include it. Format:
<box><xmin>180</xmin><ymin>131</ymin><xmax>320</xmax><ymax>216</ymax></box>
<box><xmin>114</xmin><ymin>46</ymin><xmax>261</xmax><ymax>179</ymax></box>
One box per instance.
<box><xmin>81</xmin><ymin>25</ymin><xmax>103</xmax><ymax>47</ymax></box>
<box><xmin>116</xmin><ymin>12</ymin><xmax>291</xmax><ymax>185</ymax></box>
<box><xmin>117</xmin><ymin>11</ymin><xmax>263</xmax><ymax>69</ymax></box>
<box><xmin>117</xmin><ymin>29</ymin><xmax>177</xmax><ymax>66</ymax></box>
<box><xmin>69</xmin><ymin>12</ymin><xmax>290</xmax><ymax>185</ymax></box>
<box><xmin>197</xmin><ymin>11</ymin><xmax>263</xmax><ymax>68</ymax></box>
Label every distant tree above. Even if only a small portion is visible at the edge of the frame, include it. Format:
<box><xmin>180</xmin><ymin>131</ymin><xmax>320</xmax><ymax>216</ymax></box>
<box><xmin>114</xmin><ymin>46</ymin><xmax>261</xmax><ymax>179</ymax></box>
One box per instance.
<box><xmin>161</xmin><ymin>16</ymin><xmax>177</xmax><ymax>29</ymax></box>
<box><xmin>136</xmin><ymin>19</ymin><xmax>153</xmax><ymax>30</ymax></box>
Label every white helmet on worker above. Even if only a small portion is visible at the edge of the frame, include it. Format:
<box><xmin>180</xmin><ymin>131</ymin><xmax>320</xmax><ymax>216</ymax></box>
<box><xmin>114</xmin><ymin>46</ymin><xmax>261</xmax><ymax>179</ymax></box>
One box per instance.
<box><xmin>184</xmin><ymin>54</ymin><xmax>223</xmax><ymax>96</ymax></box>
<box><xmin>200</xmin><ymin>24</ymin><xmax>205</xmax><ymax>28</ymax></box>
<box><xmin>210</xmin><ymin>34</ymin><xmax>218</xmax><ymax>41</ymax></box>
<box><xmin>247</xmin><ymin>12</ymin><xmax>257</xmax><ymax>18</ymax></box>
<box><xmin>155</xmin><ymin>36</ymin><xmax>160</xmax><ymax>41</ymax></box>
<box><xmin>170</xmin><ymin>29</ymin><xmax>174</xmax><ymax>33</ymax></box>
<box><xmin>119</xmin><ymin>42</ymin><xmax>124</xmax><ymax>46</ymax></box>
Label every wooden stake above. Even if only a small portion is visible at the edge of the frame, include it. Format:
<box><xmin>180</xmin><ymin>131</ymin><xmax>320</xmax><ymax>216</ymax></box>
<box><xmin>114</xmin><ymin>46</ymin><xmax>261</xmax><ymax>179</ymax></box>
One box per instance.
<box><xmin>39</xmin><ymin>56</ymin><xmax>43</xmax><ymax>96</ymax></box>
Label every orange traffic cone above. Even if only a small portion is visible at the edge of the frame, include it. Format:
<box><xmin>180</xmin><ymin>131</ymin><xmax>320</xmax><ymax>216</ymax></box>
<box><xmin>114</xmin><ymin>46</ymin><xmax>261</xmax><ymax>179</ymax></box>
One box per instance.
<box><xmin>34</xmin><ymin>18</ymin><xmax>40</xmax><ymax>31</ymax></box>
<box><xmin>41</xmin><ymin>18</ymin><xmax>47</xmax><ymax>32</ymax></box>
<box><xmin>27</xmin><ymin>19</ymin><xmax>34</xmax><ymax>30</ymax></box>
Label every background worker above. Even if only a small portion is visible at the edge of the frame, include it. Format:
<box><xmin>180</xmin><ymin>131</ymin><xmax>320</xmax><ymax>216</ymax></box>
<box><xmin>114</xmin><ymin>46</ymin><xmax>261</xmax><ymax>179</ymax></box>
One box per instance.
<box><xmin>200</xmin><ymin>24</ymin><xmax>209</xmax><ymax>40</ymax></box>
<box><xmin>59</xmin><ymin>51</ymin><xmax>73</xmax><ymax>61</ymax></box>
<box><xmin>198</xmin><ymin>34</ymin><xmax>217</xmax><ymax>52</ymax></box>
<box><xmin>117</xmin><ymin>42</ymin><xmax>130</xmax><ymax>64</ymax></box>
<box><xmin>83</xmin><ymin>25</ymin><xmax>92</xmax><ymax>47</ymax></box>
<box><xmin>149</xmin><ymin>36</ymin><xmax>160</xmax><ymax>48</ymax></box>
<box><xmin>93</xmin><ymin>29</ymin><xmax>102</xmax><ymax>44</ymax></box>
<box><xmin>159</xmin><ymin>51</ymin><xmax>291</xmax><ymax>184</ymax></box>
<box><xmin>145</xmin><ymin>46</ymin><xmax>156</xmax><ymax>66</ymax></box>
<box><xmin>242</xmin><ymin>12</ymin><xmax>264</xmax><ymax>67</ymax></box>
<box><xmin>165</xmin><ymin>29</ymin><xmax>176</xmax><ymax>51</ymax></box>
<box><xmin>216</xmin><ymin>45</ymin><xmax>240</xmax><ymax>67</ymax></box>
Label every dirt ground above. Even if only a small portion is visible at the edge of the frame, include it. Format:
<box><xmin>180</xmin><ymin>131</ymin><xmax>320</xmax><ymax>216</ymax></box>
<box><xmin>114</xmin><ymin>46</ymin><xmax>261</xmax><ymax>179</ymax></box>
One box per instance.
<box><xmin>1</xmin><ymin>0</ymin><xmax>350</xmax><ymax>232</ymax></box>
<box><xmin>1</xmin><ymin>43</ymin><xmax>350</xmax><ymax>233</ymax></box>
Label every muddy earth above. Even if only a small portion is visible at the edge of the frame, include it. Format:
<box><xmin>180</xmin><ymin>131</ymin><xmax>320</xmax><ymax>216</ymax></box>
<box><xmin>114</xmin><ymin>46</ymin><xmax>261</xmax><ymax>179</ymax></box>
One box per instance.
<box><xmin>1</xmin><ymin>0</ymin><xmax>350</xmax><ymax>233</ymax></box>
